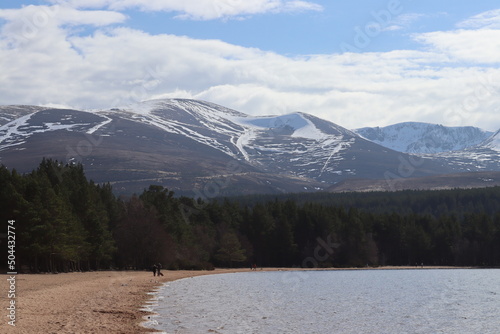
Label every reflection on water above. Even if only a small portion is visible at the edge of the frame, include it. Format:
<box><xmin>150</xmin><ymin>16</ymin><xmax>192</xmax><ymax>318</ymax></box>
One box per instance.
<box><xmin>145</xmin><ymin>269</ymin><xmax>500</xmax><ymax>334</ymax></box>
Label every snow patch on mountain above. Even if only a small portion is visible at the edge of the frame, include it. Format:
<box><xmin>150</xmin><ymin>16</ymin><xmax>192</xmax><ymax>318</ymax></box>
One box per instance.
<box><xmin>234</xmin><ymin>128</ymin><xmax>255</xmax><ymax>161</ymax></box>
<box><xmin>319</xmin><ymin>141</ymin><xmax>351</xmax><ymax>177</ymax></box>
<box><xmin>0</xmin><ymin>108</ymin><xmax>108</xmax><ymax>151</ymax></box>
<box><xmin>482</xmin><ymin>130</ymin><xmax>500</xmax><ymax>152</ymax></box>
<box><xmin>0</xmin><ymin>105</ymin><xmax>49</xmax><ymax>125</ymax></box>
<box><xmin>0</xmin><ymin>113</ymin><xmax>35</xmax><ymax>150</ymax></box>
<box><xmin>235</xmin><ymin>112</ymin><xmax>327</xmax><ymax>141</ymax></box>
<box><xmin>237</xmin><ymin>113</ymin><xmax>307</xmax><ymax>130</ymax></box>
<box><xmin>86</xmin><ymin>114</ymin><xmax>113</xmax><ymax>134</ymax></box>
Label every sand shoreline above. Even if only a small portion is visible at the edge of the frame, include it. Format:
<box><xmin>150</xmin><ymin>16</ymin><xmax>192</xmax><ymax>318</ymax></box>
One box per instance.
<box><xmin>1</xmin><ymin>266</ymin><xmax>477</xmax><ymax>333</ymax></box>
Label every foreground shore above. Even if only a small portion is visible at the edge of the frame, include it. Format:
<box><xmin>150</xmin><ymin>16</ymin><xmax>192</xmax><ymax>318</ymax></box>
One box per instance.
<box><xmin>1</xmin><ymin>266</ymin><xmax>472</xmax><ymax>333</ymax></box>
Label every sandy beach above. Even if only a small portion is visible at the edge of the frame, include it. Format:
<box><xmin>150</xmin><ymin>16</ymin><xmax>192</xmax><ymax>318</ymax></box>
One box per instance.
<box><xmin>1</xmin><ymin>266</ymin><xmax>470</xmax><ymax>333</ymax></box>
<box><xmin>0</xmin><ymin>269</ymin><xmax>248</xmax><ymax>334</ymax></box>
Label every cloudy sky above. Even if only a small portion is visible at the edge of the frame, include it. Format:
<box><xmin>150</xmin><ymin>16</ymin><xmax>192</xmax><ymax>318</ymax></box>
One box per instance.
<box><xmin>1</xmin><ymin>0</ymin><xmax>500</xmax><ymax>131</ymax></box>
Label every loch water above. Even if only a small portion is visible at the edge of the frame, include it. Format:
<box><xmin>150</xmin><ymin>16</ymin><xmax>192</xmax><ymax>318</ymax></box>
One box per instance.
<box><xmin>144</xmin><ymin>269</ymin><xmax>500</xmax><ymax>334</ymax></box>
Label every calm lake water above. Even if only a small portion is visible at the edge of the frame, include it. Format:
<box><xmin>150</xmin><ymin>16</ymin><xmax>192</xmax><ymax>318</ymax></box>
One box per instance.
<box><xmin>143</xmin><ymin>269</ymin><xmax>500</xmax><ymax>334</ymax></box>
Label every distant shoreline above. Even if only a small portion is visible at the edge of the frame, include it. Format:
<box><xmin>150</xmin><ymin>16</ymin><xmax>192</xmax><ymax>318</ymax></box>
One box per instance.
<box><xmin>0</xmin><ymin>266</ymin><xmax>489</xmax><ymax>333</ymax></box>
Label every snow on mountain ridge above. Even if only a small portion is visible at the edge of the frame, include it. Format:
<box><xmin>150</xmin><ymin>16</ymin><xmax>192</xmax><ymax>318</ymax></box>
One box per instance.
<box><xmin>234</xmin><ymin>112</ymin><xmax>328</xmax><ymax>141</ymax></box>
<box><xmin>113</xmin><ymin>99</ymin><xmax>357</xmax><ymax>179</ymax></box>
<box><xmin>123</xmin><ymin>99</ymin><xmax>336</xmax><ymax>140</ymax></box>
<box><xmin>116</xmin><ymin>99</ymin><xmax>247</xmax><ymax>158</ymax></box>
<box><xmin>2</xmin><ymin>99</ymin><xmax>497</xmax><ymax>193</ymax></box>
<box><xmin>117</xmin><ymin>99</ymin><xmax>348</xmax><ymax>162</ymax></box>
<box><xmin>121</xmin><ymin>98</ymin><xmax>246</xmax><ymax>118</ymax></box>
<box><xmin>482</xmin><ymin>130</ymin><xmax>500</xmax><ymax>152</ymax></box>
<box><xmin>0</xmin><ymin>108</ymin><xmax>107</xmax><ymax>151</ymax></box>
<box><xmin>355</xmin><ymin>122</ymin><xmax>493</xmax><ymax>154</ymax></box>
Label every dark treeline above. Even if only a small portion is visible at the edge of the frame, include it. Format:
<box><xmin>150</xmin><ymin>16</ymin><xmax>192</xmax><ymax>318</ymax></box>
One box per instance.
<box><xmin>230</xmin><ymin>189</ymin><xmax>500</xmax><ymax>218</ymax></box>
<box><xmin>1</xmin><ymin>159</ymin><xmax>117</xmax><ymax>272</ymax></box>
<box><xmin>1</xmin><ymin>159</ymin><xmax>500</xmax><ymax>272</ymax></box>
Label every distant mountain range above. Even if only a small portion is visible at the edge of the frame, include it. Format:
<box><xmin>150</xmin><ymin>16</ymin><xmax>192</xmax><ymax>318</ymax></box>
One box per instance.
<box><xmin>1</xmin><ymin>99</ymin><xmax>499</xmax><ymax>195</ymax></box>
<box><xmin>355</xmin><ymin>122</ymin><xmax>494</xmax><ymax>154</ymax></box>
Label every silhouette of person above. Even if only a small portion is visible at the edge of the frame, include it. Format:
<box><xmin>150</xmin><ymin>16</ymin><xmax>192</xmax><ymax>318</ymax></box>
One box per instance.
<box><xmin>152</xmin><ymin>264</ymin><xmax>157</xmax><ymax>276</ymax></box>
<box><xmin>157</xmin><ymin>263</ymin><xmax>164</xmax><ymax>276</ymax></box>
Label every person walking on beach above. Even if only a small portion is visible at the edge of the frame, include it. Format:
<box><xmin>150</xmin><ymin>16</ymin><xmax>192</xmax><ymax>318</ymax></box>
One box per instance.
<box><xmin>152</xmin><ymin>264</ymin><xmax>158</xmax><ymax>276</ymax></box>
<box><xmin>156</xmin><ymin>263</ymin><xmax>164</xmax><ymax>276</ymax></box>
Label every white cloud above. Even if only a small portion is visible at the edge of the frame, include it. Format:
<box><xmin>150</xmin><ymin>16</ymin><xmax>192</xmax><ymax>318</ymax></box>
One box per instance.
<box><xmin>50</xmin><ymin>0</ymin><xmax>323</xmax><ymax>20</ymax></box>
<box><xmin>0</xmin><ymin>5</ymin><xmax>126</xmax><ymax>47</ymax></box>
<box><xmin>413</xmin><ymin>29</ymin><xmax>500</xmax><ymax>64</ymax></box>
<box><xmin>0</xmin><ymin>5</ymin><xmax>500</xmax><ymax>132</ymax></box>
<box><xmin>458</xmin><ymin>9</ymin><xmax>500</xmax><ymax>29</ymax></box>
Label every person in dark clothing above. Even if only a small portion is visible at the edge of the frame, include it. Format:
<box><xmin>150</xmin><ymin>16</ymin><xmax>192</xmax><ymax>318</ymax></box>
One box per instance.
<box><xmin>152</xmin><ymin>264</ymin><xmax>158</xmax><ymax>276</ymax></box>
<box><xmin>156</xmin><ymin>263</ymin><xmax>164</xmax><ymax>276</ymax></box>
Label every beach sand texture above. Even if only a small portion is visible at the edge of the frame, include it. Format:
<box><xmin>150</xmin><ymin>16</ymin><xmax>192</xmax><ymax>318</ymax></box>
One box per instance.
<box><xmin>1</xmin><ymin>269</ymin><xmax>249</xmax><ymax>334</ymax></box>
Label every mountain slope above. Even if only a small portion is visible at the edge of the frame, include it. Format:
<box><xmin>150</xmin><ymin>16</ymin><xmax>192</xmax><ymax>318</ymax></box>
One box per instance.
<box><xmin>423</xmin><ymin>130</ymin><xmax>500</xmax><ymax>173</ymax></box>
<box><xmin>355</xmin><ymin>122</ymin><xmax>493</xmax><ymax>154</ymax></box>
<box><xmin>481</xmin><ymin>129</ymin><xmax>500</xmax><ymax>152</ymax></box>
<box><xmin>118</xmin><ymin>100</ymin><xmax>455</xmax><ymax>181</ymax></box>
<box><xmin>0</xmin><ymin>99</ymin><xmax>463</xmax><ymax>195</ymax></box>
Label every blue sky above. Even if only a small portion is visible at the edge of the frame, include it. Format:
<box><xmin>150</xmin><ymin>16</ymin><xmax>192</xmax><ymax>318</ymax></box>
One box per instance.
<box><xmin>1</xmin><ymin>1</ymin><xmax>500</xmax><ymax>131</ymax></box>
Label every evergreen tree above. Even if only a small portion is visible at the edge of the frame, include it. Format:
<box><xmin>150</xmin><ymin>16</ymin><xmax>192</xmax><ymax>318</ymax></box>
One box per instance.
<box><xmin>215</xmin><ymin>232</ymin><xmax>246</xmax><ymax>267</ymax></box>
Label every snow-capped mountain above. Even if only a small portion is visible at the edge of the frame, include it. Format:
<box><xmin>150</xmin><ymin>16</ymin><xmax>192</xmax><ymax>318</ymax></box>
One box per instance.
<box><xmin>482</xmin><ymin>129</ymin><xmax>500</xmax><ymax>152</ymax></box>
<box><xmin>0</xmin><ymin>99</ymin><xmax>494</xmax><ymax>195</ymax></box>
<box><xmin>106</xmin><ymin>99</ymin><xmax>450</xmax><ymax>185</ymax></box>
<box><xmin>355</xmin><ymin>122</ymin><xmax>493</xmax><ymax>154</ymax></box>
<box><xmin>423</xmin><ymin>129</ymin><xmax>500</xmax><ymax>173</ymax></box>
<box><xmin>116</xmin><ymin>99</ymin><xmax>357</xmax><ymax>161</ymax></box>
<box><xmin>104</xmin><ymin>99</ymin><xmax>359</xmax><ymax>181</ymax></box>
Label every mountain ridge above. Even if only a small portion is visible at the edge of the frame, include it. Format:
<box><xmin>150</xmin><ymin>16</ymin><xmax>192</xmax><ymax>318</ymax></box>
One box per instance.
<box><xmin>0</xmin><ymin>99</ymin><xmax>498</xmax><ymax>195</ymax></box>
<box><xmin>355</xmin><ymin>122</ymin><xmax>494</xmax><ymax>154</ymax></box>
